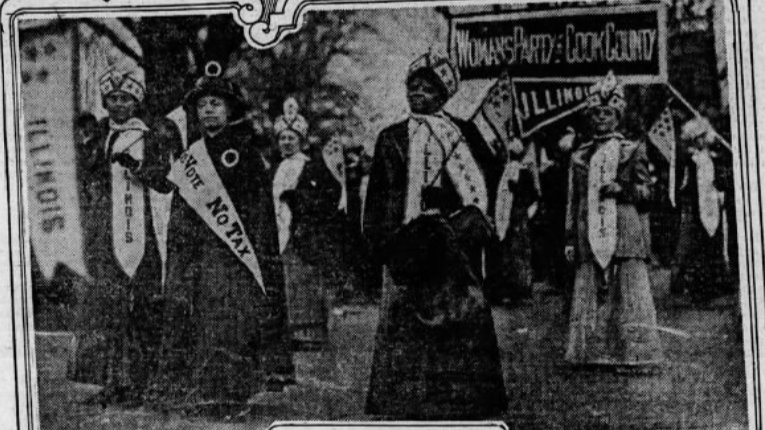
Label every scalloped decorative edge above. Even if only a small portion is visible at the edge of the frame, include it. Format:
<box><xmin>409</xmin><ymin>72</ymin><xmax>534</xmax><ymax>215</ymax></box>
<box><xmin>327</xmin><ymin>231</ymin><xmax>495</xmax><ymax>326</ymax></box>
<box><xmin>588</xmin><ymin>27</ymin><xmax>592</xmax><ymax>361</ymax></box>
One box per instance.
<box><xmin>233</xmin><ymin>0</ymin><xmax>312</xmax><ymax>49</ymax></box>
<box><xmin>231</xmin><ymin>0</ymin><xmax>499</xmax><ymax>49</ymax></box>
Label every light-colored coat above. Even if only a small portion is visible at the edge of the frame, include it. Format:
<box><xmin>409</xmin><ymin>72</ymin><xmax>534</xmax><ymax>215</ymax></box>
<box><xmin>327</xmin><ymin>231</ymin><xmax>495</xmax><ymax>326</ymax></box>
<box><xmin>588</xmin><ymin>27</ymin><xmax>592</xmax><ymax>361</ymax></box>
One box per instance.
<box><xmin>565</xmin><ymin>133</ymin><xmax>652</xmax><ymax>263</ymax></box>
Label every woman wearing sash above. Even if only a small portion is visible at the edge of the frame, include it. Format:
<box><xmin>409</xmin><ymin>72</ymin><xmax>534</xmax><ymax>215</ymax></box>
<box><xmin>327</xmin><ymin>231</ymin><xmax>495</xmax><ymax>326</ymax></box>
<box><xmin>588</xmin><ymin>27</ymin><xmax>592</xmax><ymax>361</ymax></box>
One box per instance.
<box><xmin>670</xmin><ymin>117</ymin><xmax>734</xmax><ymax>304</ymax></box>
<box><xmin>488</xmin><ymin>138</ymin><xmax>542</xmax><ymax>306</ymax></box>
<box><xmin>564</xmin><ymin>72</ymin><xmax>664</xmax><ymax>368</ymax></box>
<box><xmin>154</xmin><ymin>67</ymin><xmax>294</xmax><ymax>415</ymax></box>
<box><xmin>69</xmin><ymin>65</ymin><xmax>179</xmax><ymax>404</ymax></box>
<box><xmin>272</xmin><ymin>99</ymin><xmax>346</xmax><ymax>348</ymax></box>
<box><xmin>364</xmin><ymin>51</ymin><xmax>506</xmax><ymax>419</ymax></box>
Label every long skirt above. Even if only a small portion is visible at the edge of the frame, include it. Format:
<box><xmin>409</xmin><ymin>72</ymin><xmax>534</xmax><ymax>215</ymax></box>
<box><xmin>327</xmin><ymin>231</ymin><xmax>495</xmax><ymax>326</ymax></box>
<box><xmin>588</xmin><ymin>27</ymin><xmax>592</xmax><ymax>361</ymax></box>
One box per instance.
<box><xmin>672</xmin><ymin>210</ymin><xmax>733</xmax><ymax>301</ymax></box>
<box><xmin>67</xmin><ymin>273</ymin><xmax>162</xmax><ymax>403</ymax></box>
<box><xmin>282</xmin><ymin>247</ymin><xmax>337</xmax><ymax>347</ymax></box>
<box><xmin>366</xmin><ymin>268</ymin><xmax>507</xmax><ymax>419</ymax></box>
<box><xmin>566</xmin><ymin>258</ymin><xmax>664</xmax><ymax>366</ymax></box>
<box><xmin>149</xmin><ymin>245</ymin><xmax>294</xmax><ymax>410</ymax></box>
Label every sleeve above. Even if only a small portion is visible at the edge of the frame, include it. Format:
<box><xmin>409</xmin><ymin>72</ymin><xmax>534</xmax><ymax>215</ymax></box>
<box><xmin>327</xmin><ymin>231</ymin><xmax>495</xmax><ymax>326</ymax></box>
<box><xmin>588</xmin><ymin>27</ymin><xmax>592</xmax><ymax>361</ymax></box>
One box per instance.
<box><xmin>619</xmin><ymin>142</ymin><xmax>652</xmax><ymax>211</ymax></box>
<box><xmin>459</xmin><ymin>119</ymin><xmax>505</xmax><ymax>209</ymax></box>
<box><xmin>134</xmin><ymin>118</ymin><xmax>183</xmax><ymax>193</ymax></box>
<box><xmin>564</xmin><ymin>160</ymin><xmax>577</xmax><ymax>248</ymax></box>
<box><xmin>713</xmin><ymin>151</ymin><xmax>734</xmax><ymax>193</ymax></box>
<box><xmin>363</xmin><ymin>131</ymin><xmax>396</xmax><ymax>263</ymax></box>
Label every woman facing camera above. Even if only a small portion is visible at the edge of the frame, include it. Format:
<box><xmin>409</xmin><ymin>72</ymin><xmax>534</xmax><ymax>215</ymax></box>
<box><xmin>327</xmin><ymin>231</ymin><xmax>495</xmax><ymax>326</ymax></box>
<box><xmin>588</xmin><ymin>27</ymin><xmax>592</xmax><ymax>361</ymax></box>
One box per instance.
<box><xmin>150</xmin><ymin>65</ymin><xmax>294</xmax><ymax>415</ymax></box>
<box><xmin>272</xmin><ymin>98</ymin><xmax>347</xmax><ymax>349</ymax></box>
<box><xmin>363</xmin><ymin>51</ymin><xmax>507</xmax><ymax>420</ymax></box>
<box><xmin>564</xmin><ymin>72</ymin><xmax>664</xmax><ymax>370</ymax></box>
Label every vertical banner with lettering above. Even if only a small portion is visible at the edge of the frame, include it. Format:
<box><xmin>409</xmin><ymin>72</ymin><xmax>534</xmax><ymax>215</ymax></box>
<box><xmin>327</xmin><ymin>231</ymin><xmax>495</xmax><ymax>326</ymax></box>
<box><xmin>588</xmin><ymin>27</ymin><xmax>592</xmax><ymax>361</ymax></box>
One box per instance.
<box><xmin>21</xmin><ymin>29</ymin><xmax>88</xmax><ymax>279</ymax></box>
<box><xmin>449</xmin><ymin>4</ymin><xmax>667</xmax><ymax>83</ymax></box>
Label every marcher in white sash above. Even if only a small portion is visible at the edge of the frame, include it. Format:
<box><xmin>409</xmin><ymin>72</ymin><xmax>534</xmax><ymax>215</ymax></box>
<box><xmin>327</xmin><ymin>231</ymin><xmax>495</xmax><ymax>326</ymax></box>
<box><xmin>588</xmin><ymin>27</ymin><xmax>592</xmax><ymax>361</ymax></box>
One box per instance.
<box><xmin>364</xmin><ymin>51</ymin><xmax>506</xmax><ymax>419</ymax></box>
<box><xmin>564</xmin><ymin>72</ymin><xmax>664</xmax><ymax>368</ymax></box>
<box><xmin>68</xmin><ymin>64</ymin><xmax>181</xmax><ymax>404</ymax></box>
<box><xmin>273</xmin><ymin>99</ymin><xmax>347</xmax><ymax>348</ymax></box>
<box><xmin>151</xmin><ymin>68</ymin><xmax>294</xmax><ymax>415</ymax></box>
<box><xmin>670</xmin><ymin>117</ymin><xmax>735</xmax><ymax>304</ymax></box>
<box><xmin>488</xmin><ymin>137</ymin><xmax>543</xmax><ymax>306</ymax></box>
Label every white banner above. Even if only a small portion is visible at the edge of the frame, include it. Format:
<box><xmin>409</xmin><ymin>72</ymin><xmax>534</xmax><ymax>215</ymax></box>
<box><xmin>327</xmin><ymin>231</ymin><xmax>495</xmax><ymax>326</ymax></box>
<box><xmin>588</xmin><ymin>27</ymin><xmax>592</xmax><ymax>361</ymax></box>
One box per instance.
<box><xmin>22</xmin><ymin>29</ymin><xmax>87</xmax><ymax>280</ymax></box>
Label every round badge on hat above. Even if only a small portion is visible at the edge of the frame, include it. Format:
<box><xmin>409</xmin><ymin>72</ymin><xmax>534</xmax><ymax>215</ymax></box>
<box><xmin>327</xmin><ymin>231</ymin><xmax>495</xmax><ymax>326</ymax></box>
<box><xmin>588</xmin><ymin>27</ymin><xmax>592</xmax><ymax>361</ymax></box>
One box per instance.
<box><xmin>222</xmin><ymin>148</ymin><xmax>240</xmax><ymax>168</ymax></box>
<box><xmin>205</xmin><ymin>61</ymin><xmax>223</xmax><ymax>77</ymax></box>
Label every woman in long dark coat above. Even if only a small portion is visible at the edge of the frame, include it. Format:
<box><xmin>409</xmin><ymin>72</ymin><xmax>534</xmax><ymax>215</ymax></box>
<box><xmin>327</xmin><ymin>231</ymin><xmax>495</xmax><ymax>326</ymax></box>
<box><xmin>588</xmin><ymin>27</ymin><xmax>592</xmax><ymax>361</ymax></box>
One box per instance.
<box><xmin>69</xmin><ymin>66</ymin><xmax>179</xmax><ymax>404</ymax></box>
<box><xmin>671</xmin><ymin>117</ymin><xmax>735</xmax><ymax>303</ymax></box>
<box><xmin>364</xmin><ymin>51</ymin><xmax>506</xmax><ymax>419</ymax></box>
<box><xmin>273</xmin><ymin>100</ymin><xmax>346</xmax><ymax>348</ymax></box>
<box><xmin>150</xmin><ymin>71</ymin><xmax>294</xmax><ymax>414</ymax></box>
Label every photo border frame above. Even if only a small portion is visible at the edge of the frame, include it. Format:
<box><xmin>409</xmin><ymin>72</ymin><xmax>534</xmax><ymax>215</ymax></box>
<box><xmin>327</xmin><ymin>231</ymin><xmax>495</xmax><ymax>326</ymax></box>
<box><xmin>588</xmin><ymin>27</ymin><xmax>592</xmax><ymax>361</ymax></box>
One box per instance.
<box><xmin>0</xmin><ymin>0</ymin><xmax>761</xmax><ymax>429</ymax></box>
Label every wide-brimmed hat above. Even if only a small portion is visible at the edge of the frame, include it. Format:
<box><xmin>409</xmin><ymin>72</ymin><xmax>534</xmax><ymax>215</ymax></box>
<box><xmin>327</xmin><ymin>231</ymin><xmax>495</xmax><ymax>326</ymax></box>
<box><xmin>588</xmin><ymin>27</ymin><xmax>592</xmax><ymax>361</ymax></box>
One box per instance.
<box><xmin>183</xmin><ymin>62</ymin><xmax>247</xmax><ymax>115</ymax></box>
<box><xmin>406</xmin><ymin>49</ymin><xmax>460</xmax><ymax>99</ymax></box>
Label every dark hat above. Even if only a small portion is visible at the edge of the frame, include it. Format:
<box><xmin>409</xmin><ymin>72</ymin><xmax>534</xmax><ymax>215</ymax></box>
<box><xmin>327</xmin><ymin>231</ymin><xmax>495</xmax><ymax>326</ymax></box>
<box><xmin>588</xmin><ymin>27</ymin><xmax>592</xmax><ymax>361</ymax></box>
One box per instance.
<box><xmin>183</xmin><ymin>62</ymin><xmax>247</xmax><ymax>115</ymax></box>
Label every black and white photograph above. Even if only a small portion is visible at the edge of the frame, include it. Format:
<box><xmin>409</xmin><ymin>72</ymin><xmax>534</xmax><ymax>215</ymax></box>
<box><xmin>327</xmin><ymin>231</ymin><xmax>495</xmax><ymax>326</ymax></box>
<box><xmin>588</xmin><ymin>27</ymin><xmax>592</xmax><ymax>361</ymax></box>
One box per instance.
<box><xmin>0</xmin><ymin>0</ymin><xmax>762</xmax><ymax>428</ymax></box>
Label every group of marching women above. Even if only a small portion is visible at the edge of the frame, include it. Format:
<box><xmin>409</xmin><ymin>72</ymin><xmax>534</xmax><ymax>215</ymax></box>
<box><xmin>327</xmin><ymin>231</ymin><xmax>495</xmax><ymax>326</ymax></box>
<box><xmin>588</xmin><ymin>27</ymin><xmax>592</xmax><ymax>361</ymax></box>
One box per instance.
<box><xmin>65</xmin><ymin>50</ymin><xmax>735</xmax><ymax>419</ymax></box>
<box><xmin>69</xmin><ymin>63</ymin><xmax>354</xmax><ymax>414</ymax></box>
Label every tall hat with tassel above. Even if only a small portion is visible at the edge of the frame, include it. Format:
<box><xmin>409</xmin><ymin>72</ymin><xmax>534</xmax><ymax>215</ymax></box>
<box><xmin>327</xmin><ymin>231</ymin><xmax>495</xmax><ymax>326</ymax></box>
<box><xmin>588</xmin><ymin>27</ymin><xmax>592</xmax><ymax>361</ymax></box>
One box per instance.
<box><xmin>273</xmin><ymin>97</ymin><xmax>309</xmax><ymax>139</ymax></box>
<box><xmin>585</xmin><ymin>71</ymin><xmax>626</xmax><ymax>117</ymax></box>
<box><xmin>99</xmin><ymin>61</ymin><xmax>146</xmax><ymax>104</ymax></box>
<box><xmin>406</xmin><ymin>48</ymin><xmax>460</xmax><ymax>99</ymax></box>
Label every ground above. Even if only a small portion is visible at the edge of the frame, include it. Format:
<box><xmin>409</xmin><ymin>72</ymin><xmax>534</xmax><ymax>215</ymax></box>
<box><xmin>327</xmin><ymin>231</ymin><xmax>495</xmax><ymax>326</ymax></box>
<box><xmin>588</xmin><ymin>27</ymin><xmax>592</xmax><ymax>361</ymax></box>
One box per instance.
<box><xmin>35</xmin><ymin>270</ymin><xmax>748</xmax><ymax>430</ymax></box>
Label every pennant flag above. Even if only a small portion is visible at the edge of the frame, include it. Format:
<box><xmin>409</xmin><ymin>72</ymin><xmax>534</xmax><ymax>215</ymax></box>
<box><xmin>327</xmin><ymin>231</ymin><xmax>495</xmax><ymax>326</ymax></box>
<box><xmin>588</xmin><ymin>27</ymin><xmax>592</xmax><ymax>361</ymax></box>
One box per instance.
<box><xmin>472</xmin><ymin>72</ymin><xmax>514</xmax><ymax>154</ymax></box>
<box><xmin>22</xmin><ymin>32</ymin><xmax>88</xmax><ymax>280</ymax></box>
<box><xmin>647</xmin><ymin>105</ymin><xmax>677</xmax><ymax>206</ymax></box>
<box><xmin>512</xmin><ymin>80</ymin><xmax>595</xmax><ymax>137</ymax></box>
<box><xmin>150</xmin><ymin>106</ymin><xmax>189</xmax><ymax>286</ymax></box>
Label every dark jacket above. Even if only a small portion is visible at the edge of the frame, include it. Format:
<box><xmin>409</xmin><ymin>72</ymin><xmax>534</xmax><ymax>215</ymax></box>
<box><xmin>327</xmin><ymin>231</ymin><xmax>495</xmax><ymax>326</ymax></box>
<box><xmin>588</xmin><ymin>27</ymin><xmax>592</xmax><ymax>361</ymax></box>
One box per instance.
<box><xmin>565</xmin><ymin>134</ymin><xmax>652</xmax><ymax>262</ymax></box>
<box><xmin>363</xmin><ymin>115</ymin><xmax>502</xmax><ymax>262</ymax></box>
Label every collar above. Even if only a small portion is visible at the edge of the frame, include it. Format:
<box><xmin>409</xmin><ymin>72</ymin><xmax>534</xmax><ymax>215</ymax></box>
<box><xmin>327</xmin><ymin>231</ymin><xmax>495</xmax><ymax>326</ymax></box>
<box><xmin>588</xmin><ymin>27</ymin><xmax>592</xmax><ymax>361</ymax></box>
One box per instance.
<box><xmin>283</xmin><ymin>152</ymin><xmax>309</xmax><ymax>163</ymax></box>
<box><xmin>109</xmin><ymin>117</ymin><xmax>148</xmax><ymax>133</ymax></box>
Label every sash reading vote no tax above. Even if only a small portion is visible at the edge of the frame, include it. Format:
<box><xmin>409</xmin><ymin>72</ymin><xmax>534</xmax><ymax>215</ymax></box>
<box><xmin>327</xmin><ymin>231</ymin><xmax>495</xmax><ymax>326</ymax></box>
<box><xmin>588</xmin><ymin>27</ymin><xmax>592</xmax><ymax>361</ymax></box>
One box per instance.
<box><xmin>168</xmin><ymin>139</ymin><xmax>266</xmax><ymax>293</ymax></box>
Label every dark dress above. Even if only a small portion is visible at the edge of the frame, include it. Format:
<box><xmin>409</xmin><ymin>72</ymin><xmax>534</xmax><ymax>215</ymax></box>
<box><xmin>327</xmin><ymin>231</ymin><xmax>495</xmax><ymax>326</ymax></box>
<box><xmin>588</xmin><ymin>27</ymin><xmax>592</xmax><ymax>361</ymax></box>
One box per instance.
<box><xmin>487</xmin><ymin>160</ymin><xmax>539</xmax><ymax>304</ymax></box>
<box><xmin>281</xmin><ymin>155</ymin><xmax>346</xmax><ymax>346</ymax></box>
<box><xmin>152</xmin><ymin>122</ymin><xmax>294</xmax><ymax>408</ymax></box>
<box><xmin>363</xmin><ymin>117</ymin><xmax>507</xmax><ymax>419</ymax></box>
<box><xmin>671</xmin><ymin>150</ymin><xmax>735</xmax><ymax>302</ymax></box>
<box><xmin>68</xmin><ymin>117</ymin><xmax>179</xmax><ymax>400</ymax></box>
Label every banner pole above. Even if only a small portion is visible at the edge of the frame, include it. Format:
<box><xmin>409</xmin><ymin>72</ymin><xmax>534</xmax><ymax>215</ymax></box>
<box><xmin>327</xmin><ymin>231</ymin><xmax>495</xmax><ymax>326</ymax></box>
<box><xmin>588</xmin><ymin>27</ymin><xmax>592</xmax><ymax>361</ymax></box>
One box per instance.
<box><xmin>665</xmin><ymin>82</ymin><xmax>732</xmax><ymax>152</ymax></box>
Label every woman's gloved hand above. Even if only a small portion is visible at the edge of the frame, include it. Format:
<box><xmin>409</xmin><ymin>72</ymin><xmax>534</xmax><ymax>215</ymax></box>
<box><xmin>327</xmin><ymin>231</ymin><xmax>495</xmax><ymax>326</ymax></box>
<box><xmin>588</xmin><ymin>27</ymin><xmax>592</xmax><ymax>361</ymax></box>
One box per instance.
<box><xmin>111</xmin><ymin>152</ymin><xmax>141</xmax><ymax>171</ymax></box>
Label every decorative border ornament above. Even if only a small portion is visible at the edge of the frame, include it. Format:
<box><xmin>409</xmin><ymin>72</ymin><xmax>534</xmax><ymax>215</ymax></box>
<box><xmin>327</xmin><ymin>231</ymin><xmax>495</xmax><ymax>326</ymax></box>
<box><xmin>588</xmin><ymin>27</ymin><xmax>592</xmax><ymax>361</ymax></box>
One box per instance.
<box><xmin>233</xmin><ymin>0</ymin><xmax>308</xmax><ymax>49</ymax></box>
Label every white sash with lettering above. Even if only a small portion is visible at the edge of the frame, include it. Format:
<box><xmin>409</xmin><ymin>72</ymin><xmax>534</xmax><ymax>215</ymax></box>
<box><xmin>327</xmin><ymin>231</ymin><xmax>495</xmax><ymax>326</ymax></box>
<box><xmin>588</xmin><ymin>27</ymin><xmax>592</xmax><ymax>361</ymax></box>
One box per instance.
<box><xmin>404</xmin><ymin>113</ymin><xmax>488</xmax><ymax>223</ymax></box>
<box><xmin>273</xmin><ymin>153</ymin><xmax>309</xmax><ymax>253</ymax></box>
<box><xmin>494</xmin><ymin>160</ymin><xmax>520</xmax><ymax>241</ymax></box>
<box><xmin>587</xmin><ymin>138</ymin><xmax>620</xmax><ymax>269</ymax></box>
<box><xmin>109</xmin><ymin>120</ymin><xmax>148</xmax><ymax>278</ymax></box>
<box><xmin>693</xmin><ymin>149</ymin><xmax>721</xmax><ymax>237</ymax></box>
<box><xmin>169</xmin><ymin>138</ymin><xmax>266</xmax><ymax>292</ymax></box>
<box><xmin>323</xmin><ymin>140</ymin><xmax>348</xmax><ymax>212</ymax></box>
